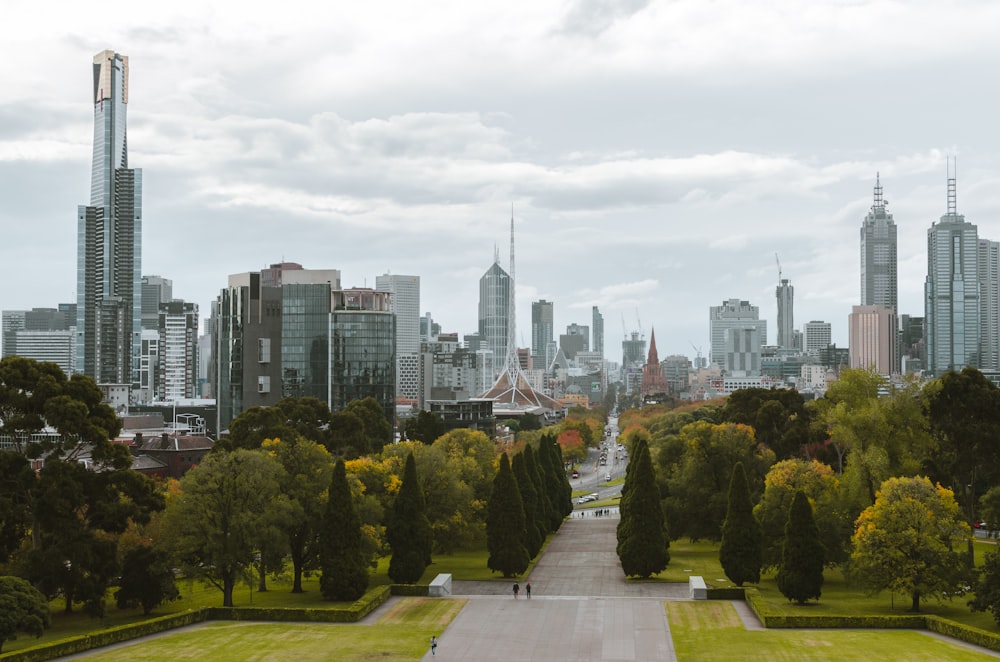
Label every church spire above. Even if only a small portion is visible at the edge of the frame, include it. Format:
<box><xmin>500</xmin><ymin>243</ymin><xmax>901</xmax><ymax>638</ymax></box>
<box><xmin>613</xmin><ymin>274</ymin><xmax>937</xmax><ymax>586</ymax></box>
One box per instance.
<box><xmin>646</xmin><ymin>327</ymin><xmax>659</xmax><ymax>366</ymax></box>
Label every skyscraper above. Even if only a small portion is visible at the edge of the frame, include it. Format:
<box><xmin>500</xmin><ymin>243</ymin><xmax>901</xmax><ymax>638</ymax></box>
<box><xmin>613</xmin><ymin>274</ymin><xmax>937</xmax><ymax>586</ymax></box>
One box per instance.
<box><xmin>709</xmin><ymin>299</ymin><xmax>766</xmax><ymax>368</ymax></box>
<box><xmin>925</xmin><ymin>172</ymin><xmax>980</xmax><ymax>374</ymax></box>
<box><xmin>531</xmin><ymin>300</ymin><xmax>554</xmax><ymax>371</ymax></box>
<box><xmin>979</xmin><ymin>239</ymin><xmax>1000</xmax><ymax>371</ymax></box>
<box><xmin>76</xmin><ymin>50</ymin><xmax>142</xmax><ymax>388</ymax></box>
<box><xmin>478</xmin><ymin>253</ymin><xmax>510</xmax><ymax>366</ymax></box>
<box><xmin>860</xmin><ymin>174</ymin><xmax>898</xmax><ymax>311</ymax></box>
<box><xmin>592</xmin><ymin>306</ymin><xmax>604</xmax><ymax>358</ymax></box>
<box><xmin>776</xmin><ymin>278</ymin><xmax>794</xmax><ymax>349</ymax></box>
<box><xmin>849</xmin><ymin>305</ymin><xmax>898</xmax><ymax>374</ymax></box>
<box><xmin>803</xmin><ymin>320</ymin><xmax>832</xmax><ymax>356</ymax></box>
<box><xmin>376</xmin><ymin>273</ymin><xmax>420</xmax><ymax>400</ymax></box>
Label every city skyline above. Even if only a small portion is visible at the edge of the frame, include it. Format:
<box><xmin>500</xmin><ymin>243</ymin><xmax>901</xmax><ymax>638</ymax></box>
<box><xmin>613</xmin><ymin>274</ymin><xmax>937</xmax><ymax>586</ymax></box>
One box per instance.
<box><xmin>4</xmin><ymin>3</ymin><xmax>1000</xmax><ymax>365</ymax></box>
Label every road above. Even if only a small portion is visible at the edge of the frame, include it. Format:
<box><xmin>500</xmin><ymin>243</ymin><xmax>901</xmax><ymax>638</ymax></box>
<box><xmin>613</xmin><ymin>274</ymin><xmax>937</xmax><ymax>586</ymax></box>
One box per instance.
<box><xmin>570</xmin><ymin>417</ymin><xmax>626</xmax><ymax>507</ymax></box>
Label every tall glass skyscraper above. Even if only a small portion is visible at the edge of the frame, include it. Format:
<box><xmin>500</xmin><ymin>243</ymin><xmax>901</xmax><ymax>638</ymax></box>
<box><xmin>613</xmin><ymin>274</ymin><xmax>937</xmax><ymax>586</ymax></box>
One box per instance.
<box><xmin>925</xmin><ymin>174</ymin><xmax>980</xmax><ymax>374</ymax></box>
<box><xmin>531</xmin><ymin>299</ymin><xmax>554</xmax><ymax>370</ymax></box>
<box><xmin>76</xmin><ymin>50</ymin><xmax>142</xmax><ymax>388</ymax></box>
<box><xmin>478</xmin><ymin>258</ymin><xmax>510</xmax><ymax>366</ymax></box>
<box><xmin>860</xmin><ymin>175</ymin><xmax>897</xmax><ymax>311</ymax></box>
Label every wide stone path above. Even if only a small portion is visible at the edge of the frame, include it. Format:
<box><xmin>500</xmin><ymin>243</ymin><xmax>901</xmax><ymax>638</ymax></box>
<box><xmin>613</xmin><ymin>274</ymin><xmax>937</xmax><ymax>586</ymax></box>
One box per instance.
<box><xmin>427</xmin><ymin>516</ymin><xmax>682</xmax><ymax>661</ymax></box>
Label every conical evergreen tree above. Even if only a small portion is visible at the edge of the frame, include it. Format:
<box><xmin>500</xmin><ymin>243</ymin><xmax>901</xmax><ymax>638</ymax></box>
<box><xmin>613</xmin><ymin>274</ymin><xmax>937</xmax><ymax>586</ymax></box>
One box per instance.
<box><xmin>538</xmin><ymin>434</ymin><xmax>567</xmax><ymax>531</ymax></box>
<box><xmin>776</xmin><ymin>490</ymin><xmax>825</xmax><ymax>605</ymax></box>
<box><xmin>719</xmin><ymin>462</ymin><xmax>762</xmax><ymax>586</ymax></box>
<box><xmin>486</xmin><ymin>453</ymin><xmax>530</xmax><ymax>578</ymax></box>
<box><xmin>512</xmin><ymin>452</ymin><xmax>543</xmax><ymax>558</ymax></box>
<box><xmin>387</xmin><ymin>453</ymin><xmax>433</xmax><ymax>584</ymax></box>
<box><xmin>616</xmin><ymin>437</ymin><xmax>670</xmax><ymax>578</ymax></box>
<box><xmin>320</xmin><ymin>460</ymin><xmax>369</xmax><ymax>600</ymax></box>
<box><xmin>551</xmin><ymin>439</ymin><xmax>574</xmax><ymax>518</ymax></box>
<box><xmin>523</xmin><ymin>444</ymin><xmax>551</xmax><ymax>538</ymax></box>
<box><xmin>616</xmin><ymin>436</ymin><xmax>644</xmax><ymax>551</ymax></box>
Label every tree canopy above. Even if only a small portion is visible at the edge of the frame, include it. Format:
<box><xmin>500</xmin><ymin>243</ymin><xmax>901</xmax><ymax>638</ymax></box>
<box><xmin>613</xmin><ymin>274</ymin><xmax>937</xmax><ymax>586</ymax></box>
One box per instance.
<box><xmin>0</xmin><ymin>575</ymin><xmax>50</xmax><ymax>653</ymax></box>
<box><xmin>851</xmin><ymin>476</ymin><xmax>970</xmax><ymax>612</ymax></box>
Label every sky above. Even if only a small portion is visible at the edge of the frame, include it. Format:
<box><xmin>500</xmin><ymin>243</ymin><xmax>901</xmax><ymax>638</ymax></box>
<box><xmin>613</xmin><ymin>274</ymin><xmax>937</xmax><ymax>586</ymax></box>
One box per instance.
<box><xmin>4</xmin><ymin>0</ymin><xmax>1000</xmax><ymax>366</ymax></box>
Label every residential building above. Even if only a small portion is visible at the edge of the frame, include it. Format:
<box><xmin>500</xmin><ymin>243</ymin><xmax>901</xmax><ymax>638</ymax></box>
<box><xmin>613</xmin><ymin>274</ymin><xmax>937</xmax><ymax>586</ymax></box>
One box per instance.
<box><xmin>979</xmin><ymin>239</ymin><xmax>1000</xmax><ymax>372</ymax></box>
<box><xmin>77</xmin><ymin>50</ymin><xmax>142</xmax><ymax>389</ymax></box>
<box><xmin>776</xmin><ymin>278</ymin><xmax>794</xmax><ymax>349</ymax></box>
<box><xmin>849</xmin><ymin>305</ymin><xmax>898</xmax><ymax>375</ymax></box>
<box><xmin>2</xmin><ymin>305</ymin><xmax>77</xmax><ymax>374</ymax></box>
<box><xmin>925</xmin><ymin>174</ymin><xmax>980</xmax><ymax>374</ymax></box>
<box><xmin>141</xmin><ymin>276</ymin><xmax>173</xmax><ymax>330</ymax></box>
<box><xmin>592</xmin><ymin>306</ymin><xmax>604</xmax><ymax>358</ymax></box>
<box><xmin>724</xmin><ymin>326</ymin><xmax>763</xmax><ymax>375</ymax></box>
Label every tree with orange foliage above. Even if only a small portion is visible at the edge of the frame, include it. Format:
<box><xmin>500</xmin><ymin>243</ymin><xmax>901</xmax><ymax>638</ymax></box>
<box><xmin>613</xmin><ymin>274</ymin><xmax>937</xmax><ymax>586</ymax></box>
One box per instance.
<box><xmin>556</xmin><ymin>429</ymin><xmax>586</xmax><ymax>463</ymax></box>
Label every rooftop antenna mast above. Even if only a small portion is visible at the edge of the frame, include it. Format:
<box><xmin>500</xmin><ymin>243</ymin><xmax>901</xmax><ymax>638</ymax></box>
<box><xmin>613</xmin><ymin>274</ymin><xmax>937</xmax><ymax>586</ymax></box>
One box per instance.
<box><xmin>947</xmin><ymin>157</ymin><xmax>957</xmax><ymax>216</ymax></box>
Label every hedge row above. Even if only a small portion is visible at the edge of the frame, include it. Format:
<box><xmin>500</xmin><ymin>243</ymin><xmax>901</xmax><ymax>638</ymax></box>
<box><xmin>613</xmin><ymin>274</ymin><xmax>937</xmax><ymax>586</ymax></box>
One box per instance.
<box><xmin>1</xmin><ymin>609</ymin><xmax>211</xmax><ymax>662</ymax></box>
<box><xmin>0</xmin><ymin>585</ymin><xmax>392</xmax><ymax>662</ymax></box>
<box><xmin>706</xmin><ymin>587</ymin><xmax>746</xmax><ymax>600</ymax></box>
<box><xmin>390</xmin><ymin>584</ymin><xmax>430</xmax><ymax>597</ymax></box>
<box><xmin>744</xmin><ymin>588</ymin><xmax>924</xmax><ymax>629</ymax></box>
<box><xmin>926</xmin><ymin>615</ymin><xmax>1000</xmax><ymax>653</ymax></box>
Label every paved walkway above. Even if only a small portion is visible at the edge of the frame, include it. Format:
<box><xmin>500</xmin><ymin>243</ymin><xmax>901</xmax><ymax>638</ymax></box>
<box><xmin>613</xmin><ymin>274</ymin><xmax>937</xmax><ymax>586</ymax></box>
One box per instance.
<box><xmin>425</xmin><ymin>516</ymin><xmax>680</xmax><ymax>661</ymax></box>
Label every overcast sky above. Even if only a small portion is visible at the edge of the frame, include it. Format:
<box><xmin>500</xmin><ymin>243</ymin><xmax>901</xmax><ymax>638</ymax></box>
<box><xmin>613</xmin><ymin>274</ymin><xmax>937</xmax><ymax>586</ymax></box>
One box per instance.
<box><xmin>4</xmin><ymin>1</ymin><xmax>1000</xmax><ymax>365</ymax></box>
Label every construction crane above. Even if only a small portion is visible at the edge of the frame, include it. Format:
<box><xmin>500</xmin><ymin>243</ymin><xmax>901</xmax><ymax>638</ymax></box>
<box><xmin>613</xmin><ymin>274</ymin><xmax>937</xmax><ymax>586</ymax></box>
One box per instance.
<box><xmin>621</xmin><ymin>312</ymin><xmax>628</xmax><ymax>340</ymax></box>
<box><xmin>635</xmin><ymin>309</ymin><xmax>644</xmax><ymax>340</ymax></box>
<box><xmin>775</xmin><ymin>252</ymin><xmax>782</xmax><ymax>283</ymax></box>
<box><xmin>689</xmin><ymin>341</ymin><xmax>703</xmax><ymax>366</ymax></box>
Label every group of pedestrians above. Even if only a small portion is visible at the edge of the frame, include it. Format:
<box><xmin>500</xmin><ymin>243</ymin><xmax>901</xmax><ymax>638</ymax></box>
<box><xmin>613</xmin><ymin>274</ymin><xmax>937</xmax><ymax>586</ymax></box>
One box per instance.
<box><xmin>512</xmin><ymin>580</ymin><xmax>532</xmax><ymax>599</ymax></box>
<box><xmin>574</xmin><ymin>508</ymin><xmax>615</xmax><ymax>517</ymax></box>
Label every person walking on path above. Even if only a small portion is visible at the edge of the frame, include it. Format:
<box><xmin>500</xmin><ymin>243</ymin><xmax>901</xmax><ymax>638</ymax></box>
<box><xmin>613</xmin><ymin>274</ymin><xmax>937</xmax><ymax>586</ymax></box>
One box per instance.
<box><xmin>513</xmin><ymin>582</ymin><xmax>520</xmax><ymax>599</ymax></box>
<box><xmin>526</xmin><ymin>581</ymin><xmax>532</xmax><ymax>599</ymax></box>
<box><xmin>430</xmin><ymin>635</ymin><xmax>438</xmax><ymax>656</ymax></box>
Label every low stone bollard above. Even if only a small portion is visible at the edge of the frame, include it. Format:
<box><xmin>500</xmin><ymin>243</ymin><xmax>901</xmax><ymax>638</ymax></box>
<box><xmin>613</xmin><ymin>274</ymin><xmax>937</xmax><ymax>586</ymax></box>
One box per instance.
<box><xmin>689</xmin><ymin>575</ymin><xmax>707</xmax><ymax>600</ymax></box>
<box><xmin>429</xmin><ymin>573</ymin><xmax>453</xmax><ymax>597</ymax></box>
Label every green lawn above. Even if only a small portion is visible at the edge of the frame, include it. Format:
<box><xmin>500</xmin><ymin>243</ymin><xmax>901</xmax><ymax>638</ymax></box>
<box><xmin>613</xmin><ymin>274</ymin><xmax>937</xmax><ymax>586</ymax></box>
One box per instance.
<box><xmin>82</xmin><ymin>597</ymin><xmax>466</xmax><ymax>662</ymax></box>
<box><xmin>668</xmin><ymin>601</ymin><xmax>995</xmax><ymax>661</ymax></box>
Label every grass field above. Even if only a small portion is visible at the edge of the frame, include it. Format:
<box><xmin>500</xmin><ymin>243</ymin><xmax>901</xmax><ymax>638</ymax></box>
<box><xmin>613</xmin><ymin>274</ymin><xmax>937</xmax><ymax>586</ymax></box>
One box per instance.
<box><xmin>82</xmin><ymin>597</ymin><xmax>466</xmax><ymax>662</ymax></box>
<box><xmin>667</xmin><ymin>600</ymin><xmax>996</xmax><ymax>661</ymax></box>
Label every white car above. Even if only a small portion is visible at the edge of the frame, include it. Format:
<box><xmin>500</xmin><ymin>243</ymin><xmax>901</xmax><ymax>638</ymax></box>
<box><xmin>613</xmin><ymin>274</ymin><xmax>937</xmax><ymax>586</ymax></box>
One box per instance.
<box><xmin>605</xmin><ymin>473</ymin><xmax>612</xmax><ymax>481</ymax></box>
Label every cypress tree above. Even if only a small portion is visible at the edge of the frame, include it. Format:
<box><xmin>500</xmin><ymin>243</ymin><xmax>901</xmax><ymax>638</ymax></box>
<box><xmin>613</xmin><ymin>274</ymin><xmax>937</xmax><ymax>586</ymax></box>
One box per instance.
<box><xmin>538</xmin><ymin>434</ymin><xmax>567</xmax><ymax>531</ymax></box>
<box><xmin>616</xmin><ymin>437</ymin><xmax>669</xmax><ymax>578</ymax></box>
<box><xmin>387</xmin><ymin>453</ymin><xmax>433</xmax><ymax>584</ymax></box>
<box><xmin>320</xmin><ymin>460</ymin><xmax>369</xmax><ymax>600</ymax></box>
<box><xmin>776</xmin><ymin>490</ymin><xmax>824</xmax><ymax>605</ymax></box>
<box><xmin>524</xmin><ymin>444</ymin><xmax>551</xmax><ymax>537</ymax></box>
<box><xmin>512</xmin><ymin>452</ymin><xmax>543</xmax><ymax>558</ymax></box>
<box><xmin>719</xmin><ymin>462</ymin><xmax>762</xmax><ymax>586</ymax></box>
<box><xmin>616</xmin><ymin>436</ymin><xmax>644</xmax><ymax>550</ymax></box>
<box><xmin>486</xmin><ymin>453</ymin><xmax>530</xmax><ymax>578</ymax></box>
<box><xmin>552</xmin><ymin>439</ymin><xmax>574</xmax><ymax>518</ymax></box>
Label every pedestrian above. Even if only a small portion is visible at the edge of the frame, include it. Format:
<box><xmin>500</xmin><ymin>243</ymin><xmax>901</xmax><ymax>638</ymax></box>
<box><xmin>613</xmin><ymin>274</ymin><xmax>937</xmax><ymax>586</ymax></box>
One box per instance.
<box><xmin>526</xmin><ymin>581</ymin><xmax>532</xmax><ymax>599</ymax></box>
<box><xmin>513</xmin><ymin>582</ymin><xmax>520</xmax><ymax>599</ymax></box>
<box><xmin>430</xmin><ymin>635</ymin><xmax>438</xmax><ymax>656</ymax></box>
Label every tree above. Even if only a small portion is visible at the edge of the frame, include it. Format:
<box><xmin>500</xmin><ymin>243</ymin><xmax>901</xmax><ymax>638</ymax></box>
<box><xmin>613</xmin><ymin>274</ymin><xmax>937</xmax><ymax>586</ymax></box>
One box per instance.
<box><xmin>387</xmin><ymin>454</ymin><xmax>433</xmax><ymax>584</ymax></box>
<box><xmin>0</xmin><ymin>452</ymin><xmax>35</xmax><ymax>563</ymax></box>
<box><xmin>0</xmin><ymin>576</ymin><xmax>49</xmax><ymax>654</ymax></box>
<box><xmin>719</xmin><ymin>462</ymin><xmax>761</xmax><ymax>586</ymax></box>
<box><xmin>486</xmin><ymin>454</ymin><xmax>529</xmax><ymax>578</ymax></box>
<box><xmin>166</xmin><ymin>449</ymin><xmax>284</xmax><ymax>607</ymax></box>
<box><xmin>617</xmin><ymin>436</ymin><xmax>670</xmax><ymax>578</ymax></box>
<box><xmin>114</xmin><ymin>545</ymin><xmax>180</xmax><ymax>615</ymax></box>
<box><xmin>851</xmin><ymin>476</ymin><xmax>970</xmax><ymax>612</ymax></box>
<box><xmin>344</xmin><ymin>397</ymin><xmax>393</xmax><ymax>455</ymax></box>
<box><xmin>924</xmin><ymin>368</ymin><xmax>1000</xmax><ymax>523</ymax></box>
<box><xmin>261</xmin><ymin>437</ymin><xmax>334</xmax><ymax>592</ymax></box>
<box><xmin>28</xmin><ymin>458</ymin><xmax>163</xmax><ymax>615</ymax></box>
<box><xmin>512</xmin><ymin>451</ymin><xmax>543</xmax><ymax>558</ymax></box>
<box><xmin>404</xmin><ymin>410</ymin><xmax>446</xmax><ymax>444</ymax></box>
<box><xmin>523</xmin><ymin>444</ymin><xmax>551</xmax><ymax>538</ymax></box>
<box><xmin>555</xmin><ymin>429</ymin><xmax>586</xmax><ymax>463</ymax></box>
<box><xmin>327</xmin><ymin>410</ymin><xmax>369</xmax><ymax>457</ymax></box>
<box><xmin>776</xmin><ymin>490</ymin><xmax>824</xmax><ymax>604</ymax></box>
<box><xmin>754</xmin><ymin>459</ymin><xmax>849</xmax><ymax>569</ymax></box>
<box><xmin>970</xmin><ymin>548</ymin><xmax>1000</xmax><ymax>625</ymax></box>
<box><xmin>320</xmin><ymin>460</ymin><xmax>369</xmax><ymax>600</ymax></box>
<box><xmin>721</xmin><ymin>387</ymin><xmax>811</xmax><ymax>460</ymax></box>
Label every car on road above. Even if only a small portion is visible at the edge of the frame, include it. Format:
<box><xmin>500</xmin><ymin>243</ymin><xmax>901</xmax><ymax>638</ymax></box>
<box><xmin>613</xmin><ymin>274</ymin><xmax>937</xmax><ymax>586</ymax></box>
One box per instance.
<box><xmin>571</xmin><ymin>470</ymin><xmax>579</xmax><ymax>479</ymax></box>
<box><xmin>605</xmin><ymin>473</ymin><xmax>612</xmax><ymax>481</ymax></box>
<box><xmin>577</xmin><ymin>493</ymin><xmax>600</xmax><ymax>504</ymax></box>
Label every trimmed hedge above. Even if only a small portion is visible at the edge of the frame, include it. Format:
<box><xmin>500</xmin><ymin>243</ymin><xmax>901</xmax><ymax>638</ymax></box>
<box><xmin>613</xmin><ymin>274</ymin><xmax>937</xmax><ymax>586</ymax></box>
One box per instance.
<box><xmin>390</xmin><ymin>584</ymin><xmax>430</xmax><ymax>597</ymax></box>
<box><xmin>707</xmin><ymin>587</ymin><xmax>746</xmax><ymax>600</ymax></box>
<box><xmin>0</xmin><ymin>585</ymin><xmax>392</xmax><ymax>662</ymax></box>
<box><xmin>1</xmin><ymin>609</ymin><xmax>211</xmax><ymax>662</ymax></box>
<box><xmin>744</xmin><ymin>588</ymin><xmax>924</xmax><ymax>629</ymax></box>
<box><xmin>926</xmin><ymin>615</ymin><xmax>1000</xmax><ymax>653</ymax></box>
